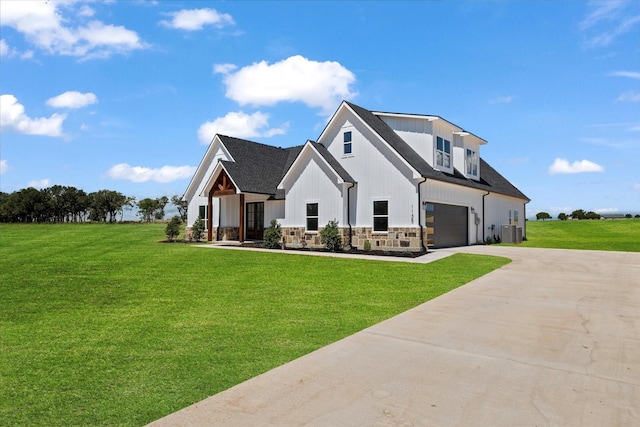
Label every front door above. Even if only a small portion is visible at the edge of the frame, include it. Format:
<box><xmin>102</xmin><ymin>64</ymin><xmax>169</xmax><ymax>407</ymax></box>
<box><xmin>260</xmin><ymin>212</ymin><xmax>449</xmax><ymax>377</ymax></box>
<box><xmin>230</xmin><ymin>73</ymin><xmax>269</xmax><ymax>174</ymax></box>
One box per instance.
<box><xmin>246</xmin><ymin>202</ymin><xmax>264</xmax><ymax>240</ymax></box>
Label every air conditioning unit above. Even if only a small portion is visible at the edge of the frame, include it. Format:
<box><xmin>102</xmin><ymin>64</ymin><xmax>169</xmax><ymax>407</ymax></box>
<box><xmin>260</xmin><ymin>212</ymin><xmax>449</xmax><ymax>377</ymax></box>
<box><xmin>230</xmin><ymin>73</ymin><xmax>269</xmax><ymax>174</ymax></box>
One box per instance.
<box><xmin>501</xmin><ymin>225</ymin><xmax>516</xmax><ymax>244</ymax></box>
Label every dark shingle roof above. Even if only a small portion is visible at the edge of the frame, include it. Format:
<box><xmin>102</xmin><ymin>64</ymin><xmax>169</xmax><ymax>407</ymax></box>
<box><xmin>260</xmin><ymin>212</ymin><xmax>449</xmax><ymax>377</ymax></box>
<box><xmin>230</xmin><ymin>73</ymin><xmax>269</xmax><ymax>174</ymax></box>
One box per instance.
<box><xmin>310</xmin><ymin>141</ymin><xmax>356</xmax><ymax>184</ymax></box>
<box><xmin>344</xmin><ymin>101</ymin><xmax>529</xmax><ymax>201</ymax></box>
<box><xmin>218</xmin><ymin>135</ymin><xmax>302</xmax><ymax>197</ymax></box>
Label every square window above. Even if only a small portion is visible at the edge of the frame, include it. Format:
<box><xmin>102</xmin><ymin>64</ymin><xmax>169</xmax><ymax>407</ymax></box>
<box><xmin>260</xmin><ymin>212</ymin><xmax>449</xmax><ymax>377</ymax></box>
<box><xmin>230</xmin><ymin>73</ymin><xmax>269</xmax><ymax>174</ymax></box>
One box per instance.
<box><xmin>344</xmin><ymin>142</ymin><xmax>352</xmax><ymax>155</ymax></box>
<box><xmin>199</xmin><ymin>205</ymin><xmax>207</xmax><ymax>221</ymax></box>
<box><xmin>306</xmin><ymin>203</ymin><xmax>318</xmax><ymax>216</ymax></box>
<box><xmin>344</xmin><ymin>131</ymin><xmax>352</xmax><ymax>142</ymax></box>
<box><xmin>306</xmin><ymin>218</ymin><xmax>318</xmax><ymax>231</ymax></box>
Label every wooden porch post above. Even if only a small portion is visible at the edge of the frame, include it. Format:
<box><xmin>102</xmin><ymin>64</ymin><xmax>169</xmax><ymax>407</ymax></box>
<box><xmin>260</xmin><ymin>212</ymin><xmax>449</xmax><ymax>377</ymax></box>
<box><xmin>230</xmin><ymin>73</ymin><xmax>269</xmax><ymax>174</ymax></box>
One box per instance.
<box><xmin>239</xmin><ymin>193</ymin><xmax>245</xmax><ymax>243</ymax></box>
<box><xmin>207</xmin><ymin>188</ymin><xmax>213</xmax><ymax>242</ymax></box>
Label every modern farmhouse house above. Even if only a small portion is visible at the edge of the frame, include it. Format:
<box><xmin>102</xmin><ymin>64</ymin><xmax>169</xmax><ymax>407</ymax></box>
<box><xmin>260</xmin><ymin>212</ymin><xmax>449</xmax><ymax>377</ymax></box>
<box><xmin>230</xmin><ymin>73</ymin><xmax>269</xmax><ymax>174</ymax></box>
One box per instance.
<box><xmin>183</xmin><ymin>101</ymin><xmax>529</xmax><ymax>250</ymax></box>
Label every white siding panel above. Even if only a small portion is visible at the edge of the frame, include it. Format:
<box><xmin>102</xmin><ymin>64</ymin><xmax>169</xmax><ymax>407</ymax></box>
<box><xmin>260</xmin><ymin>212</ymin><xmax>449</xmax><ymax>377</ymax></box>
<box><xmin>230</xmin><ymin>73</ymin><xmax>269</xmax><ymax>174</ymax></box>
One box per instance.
<box><xmin>484</xmin><ymin>194</ymin><xmax>527</xmax><ymax>239</ymax></box>
<box><xmin>322</xmin><ymin>109</ymin><xmax>420</xmax><ymax>228</ymax></box>
<box><xmin>282</xmin><ymin>151</ymin><xmax>344</xmax><ymax>228</ymax></box>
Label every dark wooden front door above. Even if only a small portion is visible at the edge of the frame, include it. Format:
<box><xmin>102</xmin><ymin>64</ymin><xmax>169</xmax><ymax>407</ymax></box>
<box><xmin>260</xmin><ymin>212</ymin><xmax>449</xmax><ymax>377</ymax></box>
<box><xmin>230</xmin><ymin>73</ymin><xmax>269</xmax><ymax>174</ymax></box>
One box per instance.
<box><xmin>246</xmin><ymin>202</ymin><xmax>264</xmax><ymax>240</ymax></box>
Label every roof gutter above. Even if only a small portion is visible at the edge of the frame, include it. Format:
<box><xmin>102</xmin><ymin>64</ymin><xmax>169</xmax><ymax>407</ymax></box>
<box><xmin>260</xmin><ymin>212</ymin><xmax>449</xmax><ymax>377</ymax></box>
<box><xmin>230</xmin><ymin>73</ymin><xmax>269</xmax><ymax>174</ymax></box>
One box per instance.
<box><xmin>418</xmin><ymin>177</ymin><xmax>428</xmax><ymax>253</ymax></box>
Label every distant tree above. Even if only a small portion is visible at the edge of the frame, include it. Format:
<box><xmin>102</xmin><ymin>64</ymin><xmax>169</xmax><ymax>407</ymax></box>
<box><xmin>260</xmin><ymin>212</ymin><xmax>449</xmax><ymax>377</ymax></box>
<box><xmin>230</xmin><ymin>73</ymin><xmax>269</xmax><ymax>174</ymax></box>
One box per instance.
<box><xmin>89</xmin><ymin>190</ymin><xmax>128</xmax><ymax>222</ymax></box>
<box><xmin>154</xmin><ymin>196</ymin><xmax>169</xmax><ymax>220</ymax></box>
<box><xmin>585</xmin><ymin>211</ymin><xmax>601</xmax><ymax>220</ymax></box>
<box><xmin>625</xmin><ymin>213</ymin><xmax>632</xmax><ymax>219</ymax></box>
<box><xmin>165</xmin><ymin>216</ymin><xmax>182</xmax><ymax>241</ymax></box>
<box><xmin>571</xmin><ymin>209</ymin><xmax>586</xmax><ymax>220</ymax></box>
<box><xmin>635</xmin><ymin>214</ymin><xmax>640</xmax><ymax>219</ymax></box>
<box><xmin>191</xmin><ymin>216</ymin><xmax>205</xmax><ymax>241</ymax></box>
<box><xmin>137</xmin><ymin>198</ymin><xmax>158</xmax><ymax>222</ymax></box>
<box><xmin>171</xmin><ymin>195</ymin><xmax>188</xmax><ymax>222</ymax></box>
<box><xmin>557</xmin><ymin>213</ymin><xmax>568</xmax><ymax>221</ymax></box>
<box><xmin>536</xmin><ymin>212</ymin><xmax>551</xmax><ymax>221</ymax></box>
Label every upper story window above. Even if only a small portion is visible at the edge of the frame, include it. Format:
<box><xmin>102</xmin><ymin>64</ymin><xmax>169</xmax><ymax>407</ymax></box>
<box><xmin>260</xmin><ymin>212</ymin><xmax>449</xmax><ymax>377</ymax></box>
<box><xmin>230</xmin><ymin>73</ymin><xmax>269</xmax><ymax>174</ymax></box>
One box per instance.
<box><xmin>436</xmin><ymin>137</ymin><xmax>451</xmax><ymax>168</ymax></box>
<box><xmin>373</xmin><ymin>200</ymin><xmax>388</xmax><ymax>232</ymax></box>
<box><xmin>343</xmin><ymin>131</ymin><xmax>352</xmax><ymax>155</ymax></box>
<box><xmin>306</xmin><ymin>203</ymin><xmax>318</xmax><ymax>232</ymax></box>
<box><xmin>466</xmin><ymin>149</ymin><xmax>478</xmax><ymax>177</ymax></box>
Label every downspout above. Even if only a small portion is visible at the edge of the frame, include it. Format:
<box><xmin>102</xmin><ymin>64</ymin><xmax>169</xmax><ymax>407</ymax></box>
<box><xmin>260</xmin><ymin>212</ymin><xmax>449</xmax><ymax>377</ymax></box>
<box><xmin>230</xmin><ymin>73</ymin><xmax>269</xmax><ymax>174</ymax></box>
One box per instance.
<box><xmin>418</xmin><ymin>177</ymin><xmax>428</xmax><ymax>253</ymax></box>
<box><xmin>482</xmin><ymin>191</ymin><xmax>490</xmax><ymax>242</ymax></box>
<box><xmin>346</xmin><ymin>182</ymin><xmax>355</xmax><ymax>249</ymax></box>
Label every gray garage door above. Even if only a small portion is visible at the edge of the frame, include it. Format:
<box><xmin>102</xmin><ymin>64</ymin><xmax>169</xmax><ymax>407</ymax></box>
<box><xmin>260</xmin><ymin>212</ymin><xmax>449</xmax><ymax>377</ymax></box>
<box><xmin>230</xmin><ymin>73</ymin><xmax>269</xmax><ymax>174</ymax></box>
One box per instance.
<box><xmin>425</xmin><ymin>203</ymin><xmax>468</xmax><ymax>248</ymax></box>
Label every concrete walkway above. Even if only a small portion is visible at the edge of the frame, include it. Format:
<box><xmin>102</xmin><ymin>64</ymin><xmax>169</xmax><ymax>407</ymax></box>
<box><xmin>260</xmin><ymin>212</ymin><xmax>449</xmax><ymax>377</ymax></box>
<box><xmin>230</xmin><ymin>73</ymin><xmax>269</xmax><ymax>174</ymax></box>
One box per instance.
<box><xmin>148</xmin><ymin>246</ymin><xmax>640</xmax><ymax>426</ymax></box>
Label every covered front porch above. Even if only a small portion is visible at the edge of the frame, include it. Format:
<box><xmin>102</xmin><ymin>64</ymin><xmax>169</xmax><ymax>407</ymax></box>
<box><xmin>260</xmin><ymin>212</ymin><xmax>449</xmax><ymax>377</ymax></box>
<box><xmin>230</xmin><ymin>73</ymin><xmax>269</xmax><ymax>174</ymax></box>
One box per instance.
<box><xmin>203</xmin><ymin>168</ymin><xmax>279</xmax><ymax>243</ymax></box>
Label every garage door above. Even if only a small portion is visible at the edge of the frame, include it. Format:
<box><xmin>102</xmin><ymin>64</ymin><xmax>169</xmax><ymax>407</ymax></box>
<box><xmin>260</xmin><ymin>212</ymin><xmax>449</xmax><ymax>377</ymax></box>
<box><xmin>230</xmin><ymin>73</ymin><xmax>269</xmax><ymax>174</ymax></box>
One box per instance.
<box><xmin>425</xmin><ymin>203</ymin><xmax>468</xmax><ymax>248</ymax></box>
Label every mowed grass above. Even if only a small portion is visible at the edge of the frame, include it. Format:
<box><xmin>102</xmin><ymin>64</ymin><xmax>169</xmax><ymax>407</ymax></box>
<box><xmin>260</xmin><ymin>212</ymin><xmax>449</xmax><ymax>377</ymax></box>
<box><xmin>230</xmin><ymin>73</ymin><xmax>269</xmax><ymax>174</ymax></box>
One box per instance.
<box><xmin>0</xmin><ymin>223</ymin><xmax>509</xmax><ymax>427</ymax></box>
<box><xmin>519</xmin><ymin>219</ymin><xmax>640</xmax><ymax>252</ymax></box>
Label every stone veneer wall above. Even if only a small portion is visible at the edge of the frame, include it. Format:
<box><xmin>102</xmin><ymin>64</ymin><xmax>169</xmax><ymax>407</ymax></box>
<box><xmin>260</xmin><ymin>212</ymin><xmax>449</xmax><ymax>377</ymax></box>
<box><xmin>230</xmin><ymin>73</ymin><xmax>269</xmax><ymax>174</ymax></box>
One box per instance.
<box><xmin>282</xmin><ymin>226</ymin><xmax>424</xmax><ymax>252</ymax></box>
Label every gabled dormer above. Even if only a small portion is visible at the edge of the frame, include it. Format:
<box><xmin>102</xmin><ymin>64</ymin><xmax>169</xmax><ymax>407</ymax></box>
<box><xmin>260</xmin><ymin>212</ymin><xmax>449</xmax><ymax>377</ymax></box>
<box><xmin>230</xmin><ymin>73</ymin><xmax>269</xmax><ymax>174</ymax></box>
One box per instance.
<box><xmin>372</xmin><ymin>110</ymin><xmax>486</xmax><ymax>180</ymax></box>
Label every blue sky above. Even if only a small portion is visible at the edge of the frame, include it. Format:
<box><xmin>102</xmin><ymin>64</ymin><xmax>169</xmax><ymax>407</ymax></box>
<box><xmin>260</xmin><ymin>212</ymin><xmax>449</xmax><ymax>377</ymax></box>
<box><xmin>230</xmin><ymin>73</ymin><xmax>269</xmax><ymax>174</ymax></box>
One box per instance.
<box><xmin>1</xmin><ymin>0</ymin><xmax>639</xmax><ymax>218</ymax></box>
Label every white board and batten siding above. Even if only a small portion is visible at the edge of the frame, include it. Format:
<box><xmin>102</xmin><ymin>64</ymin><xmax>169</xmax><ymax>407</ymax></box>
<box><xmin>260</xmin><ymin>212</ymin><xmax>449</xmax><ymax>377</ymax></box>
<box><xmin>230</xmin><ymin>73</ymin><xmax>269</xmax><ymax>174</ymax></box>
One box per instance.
<box><xmin>484</xmin><ymin>193</ymin><xmax>527</xmax><ymax>236</ymax></box>
<box><xmin>281</xmin><ymin>148</ymin><xmax>345</xmax><ymax>228</ymax></box>
<box><xmin>378</xmin><ymin>116</ymin><xmax>435</xmax><ymax>166</ymax></box>
<box><xmin>320</xmin><ymin>111</ymin><xmax>421</xmax><ymax>229</ymax></box>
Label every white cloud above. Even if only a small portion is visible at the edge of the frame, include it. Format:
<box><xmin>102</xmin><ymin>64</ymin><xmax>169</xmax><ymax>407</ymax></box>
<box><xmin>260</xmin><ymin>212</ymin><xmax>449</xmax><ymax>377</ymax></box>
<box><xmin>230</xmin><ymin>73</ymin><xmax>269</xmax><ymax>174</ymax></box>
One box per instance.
<box><xmin>0</xmin><ymin>1</ymin><xmax>147</xmax><ymax>59</ymax></box>
<box><xmin>213</xmin><ymin>63</ymin><xmax>237</xmax><ymax>74</ymax></box>
<box><xmin>608</xmin><ymin>70</ymin><xmax>640</xmax><ymax>79</ymax></box>
<box><xmin>0</xmin><ymin>159</ymin><xmax>7</xmax><ymax>174</ymax></box>
<box><xmin>580</xmin><ymin>0</ymin><xmax>640</xmax><ymax>47</ymax></box>
<box><xmin>489</xmin><ymin>95</ymin><xmax>513</xmax><ymax>104</ymax></box>
<box><xmin>0</xmin><ymin>39</ymin><xmax>9</xmax><ymax>56</ymax></box>
<box><xmin>46</xmin><ymin>91</ymin><xmax>97</xmax><ymax>109</ymax></box>
<box><xmin>215</xmin><ymin>55</ymin><xmax>357</xmax><ymax>114</ymax></box>
<box><xmin>594</xmin><ymin>207</ymin><xmax>619</xmax><ymax>214</ymax></box>
<box><xmin>1</xmin><ymin>94</ymin><xmax>66</xmax><ymax>137</ymax></box>
<box><xmin>160</xmin><ymin>8</ymin><xmax>234</xmax><ymax>31</ymax></box>
<box><xmin>27</xmin><ymin>178</ymin><xmax>50</xmax><ymax>189</ymax></box>
<box><xmin>106</xmin><ymin>163</ymin><xmax>197</xmax><ymax>183</ymax></box>
<box><xmin>616</xmin><ymin>91</ymin><xmax>640</xmax><ymax>102</ymax></box>
<box><xmin>548</xmin><ymin>158</ymin><xmax>605</xmax><ymax>174</ymax></box>
<box><xmin>198</xmin><ymin>111</ymin><xmax>288</xmax><ymax>144</ymax></box>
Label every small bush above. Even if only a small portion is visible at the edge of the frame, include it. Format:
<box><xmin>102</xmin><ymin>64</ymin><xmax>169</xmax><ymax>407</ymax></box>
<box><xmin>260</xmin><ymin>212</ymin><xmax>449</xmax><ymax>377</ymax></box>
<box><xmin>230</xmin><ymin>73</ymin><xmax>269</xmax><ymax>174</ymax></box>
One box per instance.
<box><xmin>191</xmin><ymin>216</ymin><xmax>205</xmax><ymax>241</ymax></box>
<box><xmin>320</xmin><ymin>219</ymin><xmax>342</xmax><ymax>252</ymax></box>
<box><xmin>263</xmin><ymin>219</ymin><xmax>282</xmax><ymax>249</ymax></box>
<box><xmin>165</xmin><ymin>216</ymin><xmax>182</xmax><ymax>241</ymax></box>
<box><xmin>363</xmin><ymin>240</ymin><xmax>372</xmax><ymax>252</ymax></box>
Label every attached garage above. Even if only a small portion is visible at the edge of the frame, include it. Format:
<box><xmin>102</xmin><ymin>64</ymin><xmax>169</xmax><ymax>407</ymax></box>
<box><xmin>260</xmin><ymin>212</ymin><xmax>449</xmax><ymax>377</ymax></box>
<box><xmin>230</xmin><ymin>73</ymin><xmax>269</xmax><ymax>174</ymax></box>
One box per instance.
<box><xmin>425</xmin><ymin>203</ymin><xmax>468</xmax><ymax>248</ymax></box>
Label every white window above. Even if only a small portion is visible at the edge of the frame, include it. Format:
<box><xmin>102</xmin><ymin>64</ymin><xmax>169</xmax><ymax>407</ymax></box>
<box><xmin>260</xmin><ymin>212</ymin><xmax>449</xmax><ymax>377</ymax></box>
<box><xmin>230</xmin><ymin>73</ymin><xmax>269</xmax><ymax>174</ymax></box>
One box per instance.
<box><xmin>436</xmin><ymin>137</ymin><xmax>451</xmax><ymax>168</ymax></box>
<box><xmin>466</xmin><ymin>149</ymin><xmax>478</xmax><ymax>177</ymax></box>
<box><xmin>373</xmin><ymin>201</ymin><xmax>388</xmax><ymax>232</ymax></box>
<box><xmin>198</xmin><ymin>205</ymin><xmax>208</xmax><ymax>222</ymax></box>
<box><xmin>306</xmin><ymin>203</ymin><xmax>318</xmax><ymax>231</ymax></box>
<box><xmin>343</xmin><ymin>131</ymin><xmax>352</xmax><ymax>155</ymax></box>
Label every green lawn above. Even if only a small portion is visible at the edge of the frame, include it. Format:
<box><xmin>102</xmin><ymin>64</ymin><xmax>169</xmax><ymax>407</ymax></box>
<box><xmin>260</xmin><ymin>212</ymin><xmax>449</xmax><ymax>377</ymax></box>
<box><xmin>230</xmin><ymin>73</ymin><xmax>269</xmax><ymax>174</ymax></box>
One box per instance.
<box><xmin>0</xmin><ymin>223</ymin><xmax>509</xmax><ymax>427</ymax></box>
<box><xmin>520</xmin><ymin>219</ymin><xmax>640</xmax><ymax>252</ymax></box>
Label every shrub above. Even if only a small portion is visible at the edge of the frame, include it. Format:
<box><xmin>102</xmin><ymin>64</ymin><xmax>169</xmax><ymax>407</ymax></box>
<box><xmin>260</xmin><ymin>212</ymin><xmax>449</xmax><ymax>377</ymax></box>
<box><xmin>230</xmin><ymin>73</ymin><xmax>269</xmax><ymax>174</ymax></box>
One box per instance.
<box><xmin>363</xmin><ymin>240</ymin><xmax>372</xmax><ymax>252</ymax></box>
<box><xmin>191</xmin><ymin>216</ymin><xmax>205</xmax><ymax>241</ymax></box>
<box><xmin>263</xmin><ymin>219</ymin><xmax>282</xmax><ymax>249</ymax></box>
<box><xmin>320</xmin><ymin>219</ymin><xmax>342</xmax><ymax>252</ymax></box>
<box><xmin>165</xmin><ymin>216</ymin><xmax>182</xmax><ymax>241</ymax></box>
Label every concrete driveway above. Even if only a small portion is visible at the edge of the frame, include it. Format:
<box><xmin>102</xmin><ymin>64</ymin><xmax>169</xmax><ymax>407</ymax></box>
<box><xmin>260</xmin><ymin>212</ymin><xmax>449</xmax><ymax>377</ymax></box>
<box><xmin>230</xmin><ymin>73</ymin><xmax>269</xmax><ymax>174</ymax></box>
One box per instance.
<box><xmin>148</xmin><ymin>246</ymin><xmax>640</xmax><ymax>426</ymax></box>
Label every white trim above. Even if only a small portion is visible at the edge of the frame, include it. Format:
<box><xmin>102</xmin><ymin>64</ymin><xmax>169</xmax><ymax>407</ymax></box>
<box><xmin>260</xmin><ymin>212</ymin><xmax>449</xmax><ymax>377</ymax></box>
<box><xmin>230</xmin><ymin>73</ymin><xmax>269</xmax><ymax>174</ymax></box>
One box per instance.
<box><xmin>277</xmin><ymin>141</ymin><xmax>345</xmax><ymax>189</ymax></box>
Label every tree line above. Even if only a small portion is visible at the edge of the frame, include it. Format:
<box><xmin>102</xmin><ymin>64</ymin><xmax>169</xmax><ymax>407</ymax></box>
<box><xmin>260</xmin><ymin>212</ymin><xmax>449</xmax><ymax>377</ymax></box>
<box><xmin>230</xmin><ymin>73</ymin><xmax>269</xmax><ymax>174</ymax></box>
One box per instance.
<box><xmin>0</xmin><ymin>185</ymin><xmax>188</xmax><ymax>223</ymax></box>
<box><xmin>536</xmin><ymin>209</ymin><xmax>639</xmax><ymax>221</ymax></box>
